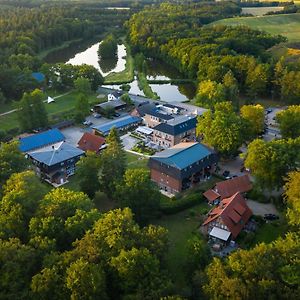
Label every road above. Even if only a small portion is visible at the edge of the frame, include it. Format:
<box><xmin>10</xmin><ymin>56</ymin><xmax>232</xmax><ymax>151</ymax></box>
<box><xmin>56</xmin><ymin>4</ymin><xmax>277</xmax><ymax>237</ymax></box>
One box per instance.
<box><xmin>0</xmin><ymin>92</ymin><xmax>71</xmax><ymax>117</ymax></box>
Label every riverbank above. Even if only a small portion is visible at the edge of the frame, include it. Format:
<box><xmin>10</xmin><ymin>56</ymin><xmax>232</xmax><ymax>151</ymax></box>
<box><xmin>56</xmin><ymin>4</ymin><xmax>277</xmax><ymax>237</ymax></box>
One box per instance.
<box><xmin>137</xmin><ymin>71</ymin><xmax>160</xmax><ymax>99</ymax></box>
<box><xmin>104</xmin><ymin>42</ymin><xmax>134</xmax><ymax>84</ymax></box>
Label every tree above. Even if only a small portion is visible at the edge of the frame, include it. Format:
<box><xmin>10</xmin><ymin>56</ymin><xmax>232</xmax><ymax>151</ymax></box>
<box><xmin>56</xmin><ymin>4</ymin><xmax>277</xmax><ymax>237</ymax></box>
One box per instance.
<box><xmin>17</xmin><ymin>89</ymin><xmax>48</xmax><ymax>131</ymax></box>
<box><xmin>244</xmin><ymin>138</ymin><xmax>300</xmax><ymax>189</ymax></box>
<box><xmin>196</xmin><ymin>102</ymin><xmax>244</xmax><ymax>156</ymax></box>
<box><xmin>277</xmin><ymin>105</ymin><xmax>300</xmax><ymax>139</ymax></box>
<box><xmin>74</xmin><ymin>77</ymin><xmax>91</xmax><ymax>95</ymax></box>
<box><xmin>66</xmin><ymin>258</ymin><xmax>107</xmax><ymax>300</ymax></box>
<box><xmin>77</xmin><ymin>64</ymin><xmax>104</xmax><ymax>91</ymax></box>
<box><xmin>98</xmin><ymin>34</ymin><xmax>118</xmax><ymax>59</ymax></box>
<box><xmin>116</xmin><ymin>169</ymin><xmax>160</xmax><ymax>226</ymax></box>
<box><xmin>203</xmin><ymin>234</ymin><xmax>300</xmax><ymax>299</ymax></box>
<box><xmin>284</xmin><ymin>171</ymin><xmax>300</xmax><ymax>228</ymax></box>
<box><xmin>0</xmin><ymin>171</ymin><xmax>47</xmax><ymax>240</ymax></box>
<box><xmin>76</xmin><ymin>151</ymin><xmax>101</xmax><ymax>198</ymax></box>
<box><xmin>0</xmin><ymin>141</ymin><xmax>28</xmax><ymax>190</ymax></box>
<box><xmin>74</xmin><ymin>93</ymin><xmax>89</xmax><ymax>123</ymax></box>
<box><xmin>246</xmin><ymin>63</ymin><xmax>269</xmax><ymax>98</ymax></box>
<box><xmin>280</xmin><ymin>71</ymin><xmax>300</xmax><ymax>104</ymax></box>
<box><xmin>196</xmin><ymin>80</ymin><xmax>225</xmax><ymax>109</ymax></box>
<box><xmin>240</xmin><ymin>104</ymin><xmax>265</xmax><ymax>138</ymax></box>
<box><xmin>98</xmin><ymin>128</ymin><xmax>126</xmax><ymax>195</ymax></box>
<box><xmin>120</xmin><ymin>93</ymin><xmax>133</xmax><ymax>106</ymax></box>
<box><xmin>223</xmin><ymin>70</ymin><xmax>239</xmax><ymax>106</ymax></box>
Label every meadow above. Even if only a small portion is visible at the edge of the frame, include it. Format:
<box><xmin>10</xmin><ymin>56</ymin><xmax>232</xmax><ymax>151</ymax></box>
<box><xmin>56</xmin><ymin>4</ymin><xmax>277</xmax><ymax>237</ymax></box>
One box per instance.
<box><xmin>212</xmin><ymin>13</ymin><xmax>300</xmax><ymax>42</ymax></box>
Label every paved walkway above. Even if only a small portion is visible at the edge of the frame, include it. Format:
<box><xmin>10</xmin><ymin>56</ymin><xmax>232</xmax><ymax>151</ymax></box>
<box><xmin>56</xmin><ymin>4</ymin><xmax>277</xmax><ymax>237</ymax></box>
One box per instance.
<box><xmin>0</xmin><ymin>92</ymin><xmax>71</xmax><ymax>117</ymax></box>
<box><xmin>246</xmin><ymin>199</ymin><xmax>278</xmax><ymax>216</ymax></box>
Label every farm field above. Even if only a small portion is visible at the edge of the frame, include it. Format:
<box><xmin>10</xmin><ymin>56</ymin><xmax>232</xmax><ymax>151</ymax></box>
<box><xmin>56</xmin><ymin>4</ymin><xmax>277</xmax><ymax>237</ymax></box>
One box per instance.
<box><xmin>241</xmin><ymin>7</ymin><xmax>283</xmax><ymax>16</ymax></box>
<box><xmin>211</xmin><ymin>13</ymin><xmax>300</xmax><ymax>42</ymax></box>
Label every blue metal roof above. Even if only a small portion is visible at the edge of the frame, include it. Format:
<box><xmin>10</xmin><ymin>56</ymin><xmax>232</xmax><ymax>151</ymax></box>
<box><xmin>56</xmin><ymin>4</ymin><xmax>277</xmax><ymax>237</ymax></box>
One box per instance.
<box><xmin>92</xmin><ymin>115</ymin><xmax>141</xmax><ymax>135</ymax></box>
<box><xmin>151</xmin><ymin>142</ymin><xmax>213</xmax><ymax>170</ymax></box>
<box><xmin>29</xmin><ymin>142</ymin><xmax>84</xmax><ymax>166</ymax></box>
<box><xmin>19</xmin><ymin>129</ymin><xmax>65</xmax><ymax>152</ymax></box>
<box><xmin>32</xmin><ymin>72</ymin><xmax>45</xmax><ymax>83</ymax></box>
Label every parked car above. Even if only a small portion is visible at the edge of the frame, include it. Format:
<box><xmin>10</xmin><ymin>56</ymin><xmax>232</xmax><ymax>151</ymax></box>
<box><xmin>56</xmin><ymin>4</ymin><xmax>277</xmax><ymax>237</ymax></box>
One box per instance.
<box><xmin>83</xmin><ymin>120</ymin><xmax>93</xmax><ymax>126</ymax></box>
<box><xmin>265</xmin><ymin>108</ymin><xmax>272</xmax><ymax>114</ymax></box>
<box><xmin>113</xmin><ymin>112</ymin><xmax>121</xmax><ymax>117</ymax></box>
<box><xmin>222</xmin><ymin>170</ymin><xmax>230</xmax><ymax>178</ymax></box>
<box><xmin>264</xmin><ymin>214</ymin><xmax>279</xmax><ymax>221</ymax></box>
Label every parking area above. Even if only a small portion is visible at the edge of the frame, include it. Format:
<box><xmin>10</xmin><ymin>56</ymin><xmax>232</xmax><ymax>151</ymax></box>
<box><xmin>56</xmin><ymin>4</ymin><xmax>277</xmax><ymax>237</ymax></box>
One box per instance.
<box><xmin>263</xmin><ymin>107</ymin><xmax>285</xmax><ymax>141</ymax></box>
<box><xmin>246</xmin><ymin>199</ymin><xmax>278</xmax><ymax>216</ymax></box>
<box><xmin>121</xmin><ymin>133</ymin><xmax>139</xmax><ymax>150</ymax></box>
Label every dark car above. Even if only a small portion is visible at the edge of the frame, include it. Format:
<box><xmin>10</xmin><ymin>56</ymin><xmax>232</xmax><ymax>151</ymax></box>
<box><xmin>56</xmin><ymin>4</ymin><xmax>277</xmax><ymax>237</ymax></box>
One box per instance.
<box><xmin>113</xmin><ymin>112</ymin><xmax>121</xmax><ymax>118</ymax></box>
<box><xmin>222</xmin><ymin>170</ymin><xmax>230</xmax><ymax>178</ymax></box>
<box><xmin>264</xmin><ymin>214</ymin><xmax>279</xmax><ymax>221</ymax></box>
<box><xmin>266</xmin><ymin>108</ymin><xmax>272</xmax><ymax>114</ymax></box>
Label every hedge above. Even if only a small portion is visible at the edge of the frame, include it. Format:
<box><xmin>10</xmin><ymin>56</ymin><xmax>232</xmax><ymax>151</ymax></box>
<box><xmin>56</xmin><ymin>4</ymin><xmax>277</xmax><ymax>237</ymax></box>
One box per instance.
<box><xmin>160</xmin><ymin>193</ymin><xmax>204</xmax><ymax>215</ymax></box>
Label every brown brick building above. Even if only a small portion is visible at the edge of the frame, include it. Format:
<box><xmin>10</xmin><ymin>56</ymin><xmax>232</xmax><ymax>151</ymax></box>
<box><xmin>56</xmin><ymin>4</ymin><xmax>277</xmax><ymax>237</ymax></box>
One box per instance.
<box><xmin>148</xmin><ymin>142</ymin><xmax>217</xmax><ymax>193</ymax></box>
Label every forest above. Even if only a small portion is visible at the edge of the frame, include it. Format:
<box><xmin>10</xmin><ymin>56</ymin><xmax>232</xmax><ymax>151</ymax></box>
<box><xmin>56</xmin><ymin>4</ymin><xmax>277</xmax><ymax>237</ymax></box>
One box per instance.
<box><xmin>127</xmin><ymin>1</ymin><xmax>300</xmax><ymax>104</ymax></box>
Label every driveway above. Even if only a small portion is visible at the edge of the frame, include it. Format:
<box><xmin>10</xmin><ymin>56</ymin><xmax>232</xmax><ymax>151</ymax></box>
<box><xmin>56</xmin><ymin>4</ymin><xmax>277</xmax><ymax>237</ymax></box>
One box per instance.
<box><xmin>61</xmin><ymin>126</ymin><xmax>88</xmax><ymax>147</ymax></box>
<box><xmin>246</xmin><ymin>199</ymin><xmax>278</xmax><ymax>216</ymax></box>
<box><xmin>121</xmin><ymin>133</ymin><xmax>139</xmax><ymax>150</ymax></box>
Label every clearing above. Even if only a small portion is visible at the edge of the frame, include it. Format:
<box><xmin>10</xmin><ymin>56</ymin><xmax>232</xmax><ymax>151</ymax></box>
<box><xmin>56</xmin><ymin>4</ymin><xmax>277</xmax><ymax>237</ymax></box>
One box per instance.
<box><xmin>211</xmin><ymin>13</ymin><xmax>300</xmax><ymax>42</ymax></box>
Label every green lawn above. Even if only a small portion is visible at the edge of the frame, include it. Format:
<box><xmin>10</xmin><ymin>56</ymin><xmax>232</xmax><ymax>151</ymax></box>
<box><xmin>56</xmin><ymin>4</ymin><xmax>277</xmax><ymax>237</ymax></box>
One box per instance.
<box><xmin>253</xmin><ymin>221</ymin><xmax>287</xmax><ymax>245</ymax></box>
<box><xmin>0</xmin><ymin>90</ymin><xmax>103</xmax><ymax>132</ymax></box>
<box><xmin>153</xmin><ymin>202</ymin><xmax>209</xmax><ymax>292</ymax></box>
<box><xmin>211</xmin><ymin>13</ymin><xmax>300</xmax><ymax>42</ymax></box>
<box><xmin>126</xmin><ymin>152</ymin><xmax>149</xmax><ymax>169</ymax></box>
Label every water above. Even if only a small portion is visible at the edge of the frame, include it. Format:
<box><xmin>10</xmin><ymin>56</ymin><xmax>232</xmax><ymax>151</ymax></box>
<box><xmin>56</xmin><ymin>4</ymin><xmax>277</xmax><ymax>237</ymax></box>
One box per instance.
<box><xmin>104</xmin><ymin>76</ymin><xmax>145</xmax><ymax>96</ymax></box>
<box><xmin>146</xmin><ymin>58</ymin><xmax>183</xmax><ymax>80</ymax></box>
<box><xmin>66</xmin><ymin>43</ymin><xmax>126</xmax><ymax>76</ymax></box>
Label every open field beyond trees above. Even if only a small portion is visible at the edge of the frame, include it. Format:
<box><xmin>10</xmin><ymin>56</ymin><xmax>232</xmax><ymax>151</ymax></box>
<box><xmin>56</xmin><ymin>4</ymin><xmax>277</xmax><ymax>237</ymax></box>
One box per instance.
<box><xmin>211</xmin><ymin>13</ymin><xmax>300</xmax><ymax>42</ymax></box>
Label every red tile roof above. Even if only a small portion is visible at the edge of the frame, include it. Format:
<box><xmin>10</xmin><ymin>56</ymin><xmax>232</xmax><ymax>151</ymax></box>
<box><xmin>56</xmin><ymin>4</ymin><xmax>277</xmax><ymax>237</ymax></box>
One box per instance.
<box><xmin>78</xmin><ymin>132</ymin><xmax>105</xmax><ymax>153</ymax></box>
<box><xmin>202</xmin><ymin>192</ymin><xmax>252</xmax><ymax>239</ymax></box>
<box><xmin>215</xmin><ymin>175</ymin><xmax>252</xmax><ymax>199</ymax></box>
<box><xmin>203</xmin><ymin>189</ymin><xmax>220</xmax><ymax>202</ymax></box>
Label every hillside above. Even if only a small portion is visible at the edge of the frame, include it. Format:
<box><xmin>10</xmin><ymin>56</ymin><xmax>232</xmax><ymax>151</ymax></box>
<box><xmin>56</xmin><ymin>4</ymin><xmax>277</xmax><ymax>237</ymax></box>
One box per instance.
<box><xmin>211</xmin><ymin>13</ymin><xmax>300</xmax><ymax>42</ymax></box>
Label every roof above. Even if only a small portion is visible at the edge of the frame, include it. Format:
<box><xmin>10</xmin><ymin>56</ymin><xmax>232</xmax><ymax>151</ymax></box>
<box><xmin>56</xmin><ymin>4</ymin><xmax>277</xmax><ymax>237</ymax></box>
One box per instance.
<box><xmin>78</xmin><ymin>132</ymin><xmax>106</xmax><ymax>152</ymax></box>
<box><xmin>215</xmin><ymin>175</ymin><xmax>252</xmax><ymax>199</ymax></box>
<box><xmin>135</xmin><ymin>126</ymin><xmax>154</xmax><ymax>135</ymax></box>
<box><xmin>29</xmin><ymin>142</ymin><xmax>84</xmax><ymax>166</ymax></box>
<box><xmin>209</xmin><ymin>227</ymin><xmax>231</xmax><ymax>241</ymax></box>
<box><xmin>32</xmin><ymin>72</ymin><xmax>45</xmax><ymax>82</ymax></box>
<box><xmin>162</xmin><ymin>103</ymin><xmax>184</xmax><ymax>111</ymax></box>
<box><xmin>151</xmin><ymin>142</ymin><xmax>214</xmax><ymax>170</ymax></box>
<box><xmin>202</xmin><ymin>192</ymin><xmax>252</xmax><ymax>238</ymax></box>
<box><xmin>19</xmin><ymin>129</ymin><xmax>65</xmax><ymax>152</ymax></box>
<box><xmin>203</xmin><ymin>189</ymin><xmax>220</xmax><ymax>202</ymax></box>
<box><xmin>92</xmin><ymin>115</ymin><xmax>141</xmax><ymax>135</ymax></box>
<box><xmin>109</xmin><ymin>90</ymin><xmax>123</xmax><ymax>98</ymax></box>
<box><xmin>153</xmin><ymin>115</ymin><xmax>197</xmax><ymax>135</ymax></box>
<box><xmin>95</xmin><ymin>99</ymin><xmax>126</xmax><ymax>110</ymax></box>
<box><xmin>137</xmin><ymin>103</ymin><xmax>174</xmax><ymax>120</ymax></box>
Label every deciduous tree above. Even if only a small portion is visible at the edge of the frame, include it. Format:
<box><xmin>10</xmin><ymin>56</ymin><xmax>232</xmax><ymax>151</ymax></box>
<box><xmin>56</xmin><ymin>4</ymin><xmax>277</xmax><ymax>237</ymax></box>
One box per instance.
<box><xmin>277</xmin><ymin>105</ymin><xmax>300</xmax><ymax>139</ymax></box>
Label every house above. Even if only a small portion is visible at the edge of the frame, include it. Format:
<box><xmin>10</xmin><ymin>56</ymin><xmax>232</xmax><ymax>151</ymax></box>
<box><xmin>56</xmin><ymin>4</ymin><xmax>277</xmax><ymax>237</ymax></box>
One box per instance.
<box><xmin>107</xmin><ymin>90</ymin><xmax>123</xmax><ymax>101</ymax></box>
<box><xmin>77</xmin><ymin>132</ymin><xmax>106</xmax><ymax>153</ymax></box>
<box><xmin>94</xmin><ymin>99</ymin><xmax>126</xmax><ymax>114</ymax></box>
<box><xmin>201</xmin><ymin>192</ymin><xmax>252</xmax><ymax>243</ymax></box>
<box><xmin>152</xmin><ymin>115</ymin><xmax>197</xmax><ymax>148</ymax></box>
<box><xmin>131</xmin><ymin>102</ymin><xmax>175</xmax><ymax>128</ymax></box>
<box><xmin>203</xmin><ymin>175</ymin><xmax>252</xmax><ymax>204</ymax></box>
<box><xmin>28</xmin><ymin>142</ymin><xmax>84</xmax><ymax>186</ymax></box>
<box><xmin>148</xmin><ymin>142</ymin><xmax>217</xmax><ymax>193</ymax></box>
<box><xmin>19</xmin><ymin>129</ymin><xmax>65</xmax><ymax>153</ymax></box>
<box><xmin>92</xmin><ymin>115</ymin><xmax>141</xmax><ymax>136</ymax></box>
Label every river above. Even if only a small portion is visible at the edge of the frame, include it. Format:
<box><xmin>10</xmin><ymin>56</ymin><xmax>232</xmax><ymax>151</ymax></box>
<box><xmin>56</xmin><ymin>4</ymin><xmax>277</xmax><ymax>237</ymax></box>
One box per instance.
<box><xmin>44</xmin><ymin>40</ymin><xmax>196</xmax><ymax>102</ymax></box>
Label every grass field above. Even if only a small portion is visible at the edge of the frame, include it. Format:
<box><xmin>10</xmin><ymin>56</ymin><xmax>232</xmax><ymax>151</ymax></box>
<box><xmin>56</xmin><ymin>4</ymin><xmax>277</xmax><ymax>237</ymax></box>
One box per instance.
<box><xmin>211</xmin><ymin>13</ymin><xmax>300</xmax><ymax>42</ymax></box>
<box><xmin>241</xmin><ymin>7</ymin><xmax>283</xmax><ymax>17</ymax></box>
<box><xmin>0</xmin><ymin>90</ymin><xmax>102</xmax><ymax>132</ymax></box>
<box><xmin>126</xmin><ymin>152</ymin><xmax>149</xmax><ymax>169</ymax></box>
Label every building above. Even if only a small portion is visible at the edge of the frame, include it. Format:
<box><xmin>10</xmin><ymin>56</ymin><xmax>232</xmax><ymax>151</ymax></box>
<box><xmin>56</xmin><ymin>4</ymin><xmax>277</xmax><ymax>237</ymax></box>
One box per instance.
<box><xmin>203</xmin><ymin>175</ymin><xmax>252</xmax><ymax>204</ymax></box>
<box><xmin>77</xmin><ymin>132</ymin><xmax>106</xmax><ymax>153</ymax></box>
<box><xmin>28</xmin><ymin>142</ymin><xmax>84</xmax><ymax>186</ymax></box>
<box><xmin>94</xmin><ymin>99</ymin><xmax>126</xmax><ymax>114</ymax></box>
<box><xmin>107</xmin><ymin>90</ymin><xmax>123</xmax><ymax>101</ymax></box>
<box><xmin>92</xmin><ymin>115</ymin><xmax>141</xmax><ymax>136</ymax></box>
<box><xmin>201</xmin><ymin>192</ymin><xmax>252</xmax><ymax>243</ymax></box>
<box><xmin>19</xmin><ymin>129</ymin><xmax>65</xmax><ymax>153</ymax></box>
<box><xmin>131</xmin><ymin>102</ymin><xmax>175</xmax><ymax>128</ymax></box>
<box><xmin>149</xmin><ymin>142</ymin><xmax>217</xmax><ymax>193</ymax></box>
<box><xmin>152</xmin><ymin>115</ymin><xmax>197</xmax><ymax>148</ymax></box>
